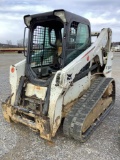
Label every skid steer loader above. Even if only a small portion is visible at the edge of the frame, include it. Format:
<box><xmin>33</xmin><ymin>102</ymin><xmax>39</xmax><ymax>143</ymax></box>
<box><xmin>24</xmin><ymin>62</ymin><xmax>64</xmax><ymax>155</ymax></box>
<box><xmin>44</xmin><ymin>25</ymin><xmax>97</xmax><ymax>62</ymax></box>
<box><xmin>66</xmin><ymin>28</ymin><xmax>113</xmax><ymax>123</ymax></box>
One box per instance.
<box><xmin>2</xmin><ymin>9</ymin><xmax>115</xmax><ymax>142</ymax></box>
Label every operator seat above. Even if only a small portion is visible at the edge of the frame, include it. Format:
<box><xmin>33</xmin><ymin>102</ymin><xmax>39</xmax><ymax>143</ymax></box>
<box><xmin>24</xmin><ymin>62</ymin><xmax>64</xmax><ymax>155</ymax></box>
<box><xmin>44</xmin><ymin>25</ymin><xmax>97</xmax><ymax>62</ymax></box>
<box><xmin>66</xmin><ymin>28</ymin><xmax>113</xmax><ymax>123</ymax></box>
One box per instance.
<box><xmin>56</xmin><ymin>39</ymin><xmax>62</xmax><ymax>56</ymax></box>
<box><xmin>52</xmin><ymin>39</ymin><xmax>62</xmax><ymax>69</ymax></box>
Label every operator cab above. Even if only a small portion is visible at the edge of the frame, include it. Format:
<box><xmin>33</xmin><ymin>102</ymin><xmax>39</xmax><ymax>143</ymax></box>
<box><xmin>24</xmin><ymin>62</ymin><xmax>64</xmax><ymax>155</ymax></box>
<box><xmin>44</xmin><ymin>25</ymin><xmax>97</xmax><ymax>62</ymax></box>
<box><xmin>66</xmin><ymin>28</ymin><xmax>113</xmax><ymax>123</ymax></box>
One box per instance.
<box><xmin>24</xmin><ymin>9</ymin><xmax>91</xmax><ymax>80</ymax></box>
<box><xmin>30</xmin><ymin>21</ymin><xmax>63</xmax><ymax>78</ymax></box>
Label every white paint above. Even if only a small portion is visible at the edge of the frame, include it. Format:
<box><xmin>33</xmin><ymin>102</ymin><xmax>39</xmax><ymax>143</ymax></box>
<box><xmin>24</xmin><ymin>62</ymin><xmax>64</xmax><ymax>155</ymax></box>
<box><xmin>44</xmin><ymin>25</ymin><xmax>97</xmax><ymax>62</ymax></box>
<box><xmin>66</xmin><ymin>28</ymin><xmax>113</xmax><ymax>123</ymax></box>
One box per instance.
<box><xmin>10</xmin><ymin>59</ymin><xmax>26</xmax><ymax>105</ymax></box>
<box><xmin>63</xmin><ymin>76</ymin><xmax>90</xmax><ymax>105</ymax></box>
<box><xmin>48</xmin><ymin>72</ymin><xmax>63</xmax><ymax>132</ymax></box>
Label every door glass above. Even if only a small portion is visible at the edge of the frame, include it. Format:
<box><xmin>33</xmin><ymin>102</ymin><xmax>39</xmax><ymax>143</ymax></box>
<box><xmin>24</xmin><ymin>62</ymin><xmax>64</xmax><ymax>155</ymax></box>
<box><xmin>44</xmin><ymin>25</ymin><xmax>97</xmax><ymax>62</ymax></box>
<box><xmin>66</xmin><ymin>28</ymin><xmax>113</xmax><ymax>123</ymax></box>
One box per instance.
<box><xmin>65</xmin><ymin>21</ymin><xmax>90</xmax><ymax>65</ymax></box>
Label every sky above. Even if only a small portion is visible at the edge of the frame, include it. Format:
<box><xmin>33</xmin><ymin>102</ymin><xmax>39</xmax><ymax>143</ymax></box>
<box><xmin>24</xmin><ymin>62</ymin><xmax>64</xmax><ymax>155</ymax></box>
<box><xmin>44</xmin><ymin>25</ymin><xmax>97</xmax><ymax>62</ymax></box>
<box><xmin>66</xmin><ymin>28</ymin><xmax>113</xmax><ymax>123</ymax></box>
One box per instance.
<box><xmin>0</xmin><ymin>0</ymin><xmax>120</xmax><ymax>44</ymax></box>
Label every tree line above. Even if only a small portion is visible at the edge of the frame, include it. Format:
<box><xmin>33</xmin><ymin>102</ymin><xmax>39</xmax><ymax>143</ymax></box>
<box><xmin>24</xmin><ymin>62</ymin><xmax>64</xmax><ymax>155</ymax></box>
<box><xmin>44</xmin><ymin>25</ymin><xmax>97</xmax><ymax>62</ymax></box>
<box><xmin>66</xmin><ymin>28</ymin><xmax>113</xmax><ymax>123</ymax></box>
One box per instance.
<box><xmin>6</xmin><ymin>39</ymin><xmax>28</xmax><ymax>47</ymax></box>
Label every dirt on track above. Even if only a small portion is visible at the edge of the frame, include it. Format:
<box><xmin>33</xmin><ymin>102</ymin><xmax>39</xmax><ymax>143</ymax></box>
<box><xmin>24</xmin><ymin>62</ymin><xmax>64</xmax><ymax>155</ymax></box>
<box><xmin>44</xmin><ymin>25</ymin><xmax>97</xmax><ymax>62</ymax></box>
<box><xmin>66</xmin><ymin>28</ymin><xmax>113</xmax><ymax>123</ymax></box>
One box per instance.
<box><xmin>0</xmin><ymin>53</ymin><xmax>120</xmax><ymax>160</ymax></box>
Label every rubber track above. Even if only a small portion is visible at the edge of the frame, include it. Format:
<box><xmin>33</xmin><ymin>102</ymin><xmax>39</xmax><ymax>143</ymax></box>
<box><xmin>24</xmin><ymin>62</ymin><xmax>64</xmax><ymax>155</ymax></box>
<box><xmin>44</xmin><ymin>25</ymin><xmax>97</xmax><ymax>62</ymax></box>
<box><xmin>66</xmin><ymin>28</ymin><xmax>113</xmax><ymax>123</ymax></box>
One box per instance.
<box><xmin>63</xmin><ymin>77</ymin><xmax>115</xmax><ymax>142</ymax></box>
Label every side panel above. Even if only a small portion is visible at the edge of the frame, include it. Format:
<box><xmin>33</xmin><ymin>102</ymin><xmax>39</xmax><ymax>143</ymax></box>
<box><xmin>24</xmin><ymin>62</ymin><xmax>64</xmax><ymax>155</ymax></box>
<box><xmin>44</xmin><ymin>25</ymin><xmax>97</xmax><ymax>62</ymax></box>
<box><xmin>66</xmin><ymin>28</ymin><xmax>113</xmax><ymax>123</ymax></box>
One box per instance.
<box><xmin>48</xmin><ymin>72</ymin><xmax>64</xmax><ymax>136</ymax></box>
<box><xmin>10</xmin><ymin>59</ymin><xmax>26</xmax><ymax>105</ymax></box>
<box><xmin>63</xmin><ymin>76</ymin><xmax>90</xmax><ymax>105</ymax></box>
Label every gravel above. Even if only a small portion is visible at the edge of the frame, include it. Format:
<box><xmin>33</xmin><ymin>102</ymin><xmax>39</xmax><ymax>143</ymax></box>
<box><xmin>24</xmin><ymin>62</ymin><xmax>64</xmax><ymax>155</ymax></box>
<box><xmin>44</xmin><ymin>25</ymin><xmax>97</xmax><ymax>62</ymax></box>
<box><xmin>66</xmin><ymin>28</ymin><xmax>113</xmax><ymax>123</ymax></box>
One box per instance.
<box><xmin>0</xmin><ymin>53</ymin><xmax>120</xmax><ymax>160</ymax></box>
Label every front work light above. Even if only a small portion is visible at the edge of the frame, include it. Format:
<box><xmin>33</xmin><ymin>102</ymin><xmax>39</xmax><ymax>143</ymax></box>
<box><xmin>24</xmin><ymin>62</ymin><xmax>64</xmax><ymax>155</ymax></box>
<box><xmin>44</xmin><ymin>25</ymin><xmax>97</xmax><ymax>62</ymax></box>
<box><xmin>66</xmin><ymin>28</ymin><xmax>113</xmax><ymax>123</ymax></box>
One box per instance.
<box><xmin>24</xmin><ymin>15</ymin><xmax>32</xmax><ymax>27</ymax></box>
<box><xmin>54</xmin><ymin>11</ymin><xmax>66</xmax><ymax>22</ymax></box>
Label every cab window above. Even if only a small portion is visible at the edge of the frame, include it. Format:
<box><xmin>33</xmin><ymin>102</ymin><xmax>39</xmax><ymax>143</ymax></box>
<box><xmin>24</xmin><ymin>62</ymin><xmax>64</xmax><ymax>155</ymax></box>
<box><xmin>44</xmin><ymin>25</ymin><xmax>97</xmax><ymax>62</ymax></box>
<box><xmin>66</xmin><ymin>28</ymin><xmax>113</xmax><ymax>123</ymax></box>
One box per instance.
<box><xmin>65</xmin><ymin>21</ymin><xmax>90</xmax><ymax>65</ymax></box>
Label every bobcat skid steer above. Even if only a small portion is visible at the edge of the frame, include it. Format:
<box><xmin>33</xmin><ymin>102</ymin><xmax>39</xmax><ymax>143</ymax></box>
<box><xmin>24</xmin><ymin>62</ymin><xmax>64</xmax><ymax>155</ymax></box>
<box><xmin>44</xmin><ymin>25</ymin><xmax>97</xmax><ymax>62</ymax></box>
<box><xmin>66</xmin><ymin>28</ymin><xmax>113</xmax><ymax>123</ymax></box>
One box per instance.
<box><xmin>2</xmin><ymin>9</ymin><xmax>115</xmax><ymax>142</ymax></box>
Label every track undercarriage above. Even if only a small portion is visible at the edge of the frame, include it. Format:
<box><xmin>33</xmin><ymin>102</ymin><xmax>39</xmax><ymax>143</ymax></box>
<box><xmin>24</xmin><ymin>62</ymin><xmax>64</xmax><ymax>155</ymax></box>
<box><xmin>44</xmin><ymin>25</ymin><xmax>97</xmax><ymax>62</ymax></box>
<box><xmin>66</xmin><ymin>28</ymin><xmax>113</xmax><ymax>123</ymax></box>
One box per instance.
<box><xmin>63</xmin><ymin>77</ymin><xmax>115</xmax><ymax>142</ymax></box>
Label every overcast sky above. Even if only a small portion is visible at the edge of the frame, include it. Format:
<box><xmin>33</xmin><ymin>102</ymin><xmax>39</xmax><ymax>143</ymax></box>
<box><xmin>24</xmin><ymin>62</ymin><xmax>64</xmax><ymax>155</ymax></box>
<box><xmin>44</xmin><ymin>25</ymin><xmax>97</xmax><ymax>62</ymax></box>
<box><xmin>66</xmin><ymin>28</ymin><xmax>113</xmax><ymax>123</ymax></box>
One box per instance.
<box><xmin>0</xmin><ymin>0</ymin><xmax>120</xmax><ymax>44</ymax></box>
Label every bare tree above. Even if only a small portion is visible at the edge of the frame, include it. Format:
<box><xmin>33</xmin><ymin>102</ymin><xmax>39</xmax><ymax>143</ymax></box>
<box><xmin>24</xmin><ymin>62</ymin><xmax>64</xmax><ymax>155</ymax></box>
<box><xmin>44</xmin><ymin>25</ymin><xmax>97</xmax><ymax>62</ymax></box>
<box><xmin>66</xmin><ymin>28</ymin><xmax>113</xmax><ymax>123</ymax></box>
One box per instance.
<box><xmin>6</xmin><ymin>40</ymin><xmax>12</xmax><ymax>46</ymax></box>
<box><xmin>17</xmin><ymin>39</ymin><xmax>28</xmax><ymax>47</ymax></box>
<box><xmin>17</xmin><ymin>39</ymin><xmax>23</xmax><ymax>47</ymax></box>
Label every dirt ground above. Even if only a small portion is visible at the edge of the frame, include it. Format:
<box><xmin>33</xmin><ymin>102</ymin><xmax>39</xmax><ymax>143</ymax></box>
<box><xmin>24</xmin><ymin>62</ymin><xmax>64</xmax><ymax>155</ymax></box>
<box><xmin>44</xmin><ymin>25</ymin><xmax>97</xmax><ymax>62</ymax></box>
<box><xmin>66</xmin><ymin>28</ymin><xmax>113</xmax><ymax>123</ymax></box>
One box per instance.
<box><xmin>0</xmin><ymin>53</ymin><xmax>120</xmax><ymax>160</ymax></box>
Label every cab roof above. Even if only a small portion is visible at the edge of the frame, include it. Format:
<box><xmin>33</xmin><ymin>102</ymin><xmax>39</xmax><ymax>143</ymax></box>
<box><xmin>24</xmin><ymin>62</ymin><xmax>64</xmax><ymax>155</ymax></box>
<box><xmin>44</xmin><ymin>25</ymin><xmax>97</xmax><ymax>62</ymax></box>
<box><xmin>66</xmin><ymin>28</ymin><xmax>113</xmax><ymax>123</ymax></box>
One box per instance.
<box><xmin>24</xmin><ymin>9</ymin><xmax>90</xmax><ymax>26</ymax></box>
